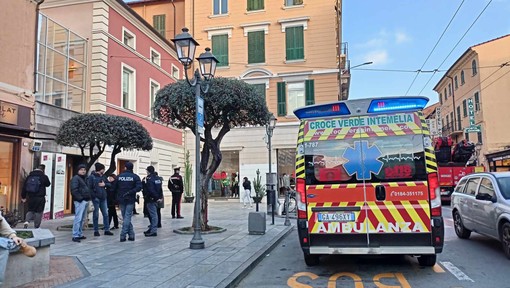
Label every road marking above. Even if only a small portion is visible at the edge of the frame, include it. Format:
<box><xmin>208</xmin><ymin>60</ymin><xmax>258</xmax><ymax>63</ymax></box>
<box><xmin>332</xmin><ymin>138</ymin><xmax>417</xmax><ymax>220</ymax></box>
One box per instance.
<box><xmin>440</xmin><ymin>261</ymin><xmax>474</xmax><ymax>282</ymax></box>
<box><xmin>432</xmin><ymin>264</ymin><xmax>445</xmax><ymax>273</ymax></box>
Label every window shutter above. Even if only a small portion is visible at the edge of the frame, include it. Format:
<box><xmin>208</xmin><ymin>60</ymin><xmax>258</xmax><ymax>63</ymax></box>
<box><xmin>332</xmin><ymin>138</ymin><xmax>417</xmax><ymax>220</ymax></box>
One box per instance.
<box><xmin>285</xmin><ymin>26</ymin><xmax>304</xmax><ymax>61</ymax></box>
<box><xmin>305</xmin><ymin>79</ymin><xmax>315</xmax><ymax>105</ymax></box>
<box><xmin>277</xmin><ymin>82</ymin><xmax>286</xmax><ymax>116</ymax></box>
<box><xmin>248</xmin><ymin>31</ymin><xmax>265</xmax><ymax>64</ymax></box>
<box><xmin>153</xmin><ymin>15</ymin><xmax>165</xmax><ymax>37</ymax></box>
<box><xmin>212</xmin><ymin>35</ymin><xmax>228</xmax><ymax>66</ymax></box>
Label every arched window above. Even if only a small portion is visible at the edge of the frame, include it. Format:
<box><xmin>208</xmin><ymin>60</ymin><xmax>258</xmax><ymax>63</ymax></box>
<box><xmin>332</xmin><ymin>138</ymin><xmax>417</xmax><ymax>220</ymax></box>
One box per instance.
<box><xmin>461</xmin><ymin>70</ymin><xmax>465</xmax><ymax>85</ymax></box>
<box><xmin>472</xmin><ymin>59</ymin><xmax>477</xmax><ymax>76</ymax></box>
<box><xmin>454</xmin><ymin>76</ymin><xmax>458</xmax><ymax>89</ymax></box>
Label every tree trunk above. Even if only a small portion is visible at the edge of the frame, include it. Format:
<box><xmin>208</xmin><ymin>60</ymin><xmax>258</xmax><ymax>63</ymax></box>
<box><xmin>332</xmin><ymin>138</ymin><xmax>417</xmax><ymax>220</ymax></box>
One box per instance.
<box><xmin>105</xmin><ymin>145</ymin><xmax>121</xmax><ymax>176</ymax></box>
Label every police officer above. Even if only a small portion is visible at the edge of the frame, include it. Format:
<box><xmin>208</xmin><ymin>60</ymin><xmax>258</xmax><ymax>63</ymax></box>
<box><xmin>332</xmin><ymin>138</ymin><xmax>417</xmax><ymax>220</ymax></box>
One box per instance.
<box><xmin>143</xmin><ymin>166</ymin><xmax>163</xmax><ymax>237</ymax></box>
<box><xmin>114</xmin><ymin>162</ymin><xmax>142</xmax><ymax>242</ymax></box>
<box><xmin>168</xmin><ymin>167</ymin><xmax>184</xmax><ymax>219</ymax></box>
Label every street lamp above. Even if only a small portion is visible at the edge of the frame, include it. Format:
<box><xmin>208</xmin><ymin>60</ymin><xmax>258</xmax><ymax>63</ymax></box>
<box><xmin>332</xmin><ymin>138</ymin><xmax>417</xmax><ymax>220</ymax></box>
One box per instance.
<box><xmin>339</xmin><ymin>61</ymin><xmax>373</xmax><ymax>100</ymax></box>
<box><xmin>171</xmin><ymin>28</ymin><xmax>219</xmax><ymax>250</ymax></box>
<box><xmin>266</xmin><ymin>114</ymin><xmax>277</xmax><ymax>225</ymax></box>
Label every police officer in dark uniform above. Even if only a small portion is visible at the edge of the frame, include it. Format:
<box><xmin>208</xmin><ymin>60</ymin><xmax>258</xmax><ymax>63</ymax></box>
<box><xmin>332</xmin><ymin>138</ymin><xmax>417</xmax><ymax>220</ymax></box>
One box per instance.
<box><xmin>168</xmin><ymin>167</ymin><xmax>184</xmax><ymax>219</ymax></box>
<box><xmin>114</xmin><ymin>162</ymin><xmax>142</xmax><ymax>242</ymax></box>
<box><xmin>143</xmin><ymin>166</ymin><xmax>163</xmax><ymax>237</ymax></box>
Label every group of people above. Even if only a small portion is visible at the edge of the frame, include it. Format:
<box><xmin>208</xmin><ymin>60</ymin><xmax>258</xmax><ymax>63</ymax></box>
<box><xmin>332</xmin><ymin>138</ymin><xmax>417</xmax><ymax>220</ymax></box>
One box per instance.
<box><xmin>70</xmin><ymin>162</ymin><xmax>184</xmax><ymax>243</ymax></box>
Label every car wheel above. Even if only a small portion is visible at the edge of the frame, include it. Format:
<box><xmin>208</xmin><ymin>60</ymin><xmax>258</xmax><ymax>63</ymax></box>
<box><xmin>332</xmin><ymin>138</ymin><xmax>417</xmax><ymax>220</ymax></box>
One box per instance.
<box><xmin>304</xmin><ymin>253</ymin><xmax>320</xmax><ymax>266</ymax></box>
<box><xmin>501</xmin><ymin>222</ymin><xmax>510</xmax><ymax>259</ymax></box>
<box><xmin>454</xmin><ymin>210</ymin><xmax>471</xmax><ymax>239</ymax></box>
<box><xmin>418</xmin><ymin>254</ymin><xmax>436</xmax><ymax>267</ymax></box>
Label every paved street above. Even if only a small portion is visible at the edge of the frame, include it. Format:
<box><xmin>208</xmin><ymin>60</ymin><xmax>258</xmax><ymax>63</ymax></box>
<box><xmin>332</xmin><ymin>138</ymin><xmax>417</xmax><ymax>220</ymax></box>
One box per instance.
<box><xmin>238</xmin><ymin>206</ymin><xmax>510</xmax><ymax>288</ymax></box>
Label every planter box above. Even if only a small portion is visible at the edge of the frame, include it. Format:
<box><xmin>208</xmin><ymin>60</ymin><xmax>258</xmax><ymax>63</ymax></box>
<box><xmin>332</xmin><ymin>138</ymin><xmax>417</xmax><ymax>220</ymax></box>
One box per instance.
<box><xmin>248</xmin><ymin>212</ymin><xmax>266</xmax><ymax>235</ymax></box>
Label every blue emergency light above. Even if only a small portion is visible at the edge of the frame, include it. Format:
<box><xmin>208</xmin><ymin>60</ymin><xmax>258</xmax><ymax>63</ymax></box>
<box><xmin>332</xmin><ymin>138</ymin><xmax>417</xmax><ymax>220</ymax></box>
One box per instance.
<box><xmin>367</xmin><ymin>97</ymin><xmax>429</xmax><ymax>113</ymax></box>
<box><xmin>294</xmin><ymin>102</ymin><xmax>351</xmax><ymax>119</ymax></box>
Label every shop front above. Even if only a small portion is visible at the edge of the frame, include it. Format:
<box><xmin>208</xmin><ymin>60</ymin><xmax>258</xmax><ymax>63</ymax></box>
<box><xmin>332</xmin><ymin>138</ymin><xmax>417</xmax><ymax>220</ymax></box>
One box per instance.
<box><xmin>486</xmin><ymin>149</ymin><xmax>510</xmax><ymax>172</ymax></box>
<box><xmin>209</xmin><ymin>150</ymin><xmax>240</xmax><ymax>198</ymax></box>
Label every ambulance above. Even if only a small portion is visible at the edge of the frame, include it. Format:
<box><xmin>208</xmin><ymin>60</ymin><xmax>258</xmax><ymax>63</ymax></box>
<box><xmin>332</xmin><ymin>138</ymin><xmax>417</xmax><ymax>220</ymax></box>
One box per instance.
<box><xmin>293</xmin><ymin>97</ymin><xmax>444</xmax><ymax>266</ymax></box>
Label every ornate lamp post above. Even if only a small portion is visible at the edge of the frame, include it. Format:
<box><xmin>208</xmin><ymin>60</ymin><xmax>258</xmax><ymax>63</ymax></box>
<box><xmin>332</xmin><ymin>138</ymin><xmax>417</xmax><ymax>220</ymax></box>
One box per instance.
<box><xmin>171</xmin><ymin>28</ymin><xmax>219</xmax><ymax>250</ymax></box>
<box><xmin>265</xmin><ymin>114</ymin><xmax>277</xmax><ymax>225</ymax></box>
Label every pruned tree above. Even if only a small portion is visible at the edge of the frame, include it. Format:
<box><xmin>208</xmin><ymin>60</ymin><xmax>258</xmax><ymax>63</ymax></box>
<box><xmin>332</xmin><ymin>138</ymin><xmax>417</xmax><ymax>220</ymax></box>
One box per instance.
<box><xmin>56</xmin><ymin>113</ymin><xmax>153</xmax><ymax>175</ymax></box>
<box><xmin>153</xmin><ymin>77</ymin><xmax>270</xmax><ymax>230</ymax></box>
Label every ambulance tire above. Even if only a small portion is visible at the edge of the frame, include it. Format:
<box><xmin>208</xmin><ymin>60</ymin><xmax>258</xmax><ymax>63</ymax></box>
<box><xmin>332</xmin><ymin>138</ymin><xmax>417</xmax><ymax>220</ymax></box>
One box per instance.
<box><xmin>418</xmin><ymin>254</ymin><xmax>436</xmax><ymax>267</ymax></box>
<box><xmin>304</xmin><ymin>253</ymin><xmax>320</xmax><ymax>266</ymax></box>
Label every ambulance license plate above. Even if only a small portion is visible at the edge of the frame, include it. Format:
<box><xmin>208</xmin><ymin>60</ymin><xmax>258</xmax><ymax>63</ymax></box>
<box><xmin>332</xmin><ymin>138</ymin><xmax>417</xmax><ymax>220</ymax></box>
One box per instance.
<box><xmin>317</xmin><ymin>212</ymin><xmax>355</xmax><ymax>222</ymax></box>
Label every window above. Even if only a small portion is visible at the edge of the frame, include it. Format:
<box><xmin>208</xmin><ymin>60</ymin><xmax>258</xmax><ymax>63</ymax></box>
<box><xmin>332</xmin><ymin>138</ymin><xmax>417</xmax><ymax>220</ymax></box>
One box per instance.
<box><xmin>477</xmin><ymin>132</ymin><xmax>483</xmax><ymax>144</ymax></box>
<box><xmin>212</xmin><ymin>34</ymin><xmax>229</xmax><ymax>67</ymax></box>
<box><xmin>285</xmin><ymin>26</ymin><xmax>304</xmax><ymax>61</ymax></box>
<box><xmin>171</xmin><ymin>64</ymin><xmax>180</xmax><ymax>79</ymax></box>
<box><xmin>465</xmin><ymin>178</ymin><xmax>480</xmax><ymax>196</ymax></box>
<box><xmin>454</xmin><ymin>76</ymin><xmax>458</xmax><ymax>90</ymax></box>
<box><xmin>449</xmin><ymin>112</ymin><xmax>453</xmax><ymax>128</ymax></box>
<box><xmin>150</xmin><ymin>48</ymin><xmax>161</xmax><ymax>66</ymax></box>
<box><xmin>247</xmin><ymin>31</ymin><xmax>265</xmax><ymax>64</ymax></box>
<box><xmin>454</xmin><ymin>178</ymin><xmax>468</xmax><ymax>193</ymax></box>
<box><xmin>285</xmin><ymin>0</ymin><xmax>303</xmax><ymax>6</ymax></box>
<box><xmin>247</xmin><ymin>0</ymin><xmax>264</xmax><ymax>11</ymax></box>
<box><xmin>497</xmin><ymin>177</ymin><xmax>510</xmax><ymax>199</ymax></box>
<box><xmin>439</xmin><ymin>93</ymin><xmax>443</xmax><ymax>105</ymax></box>
<box><xmin>252</xmin><ymin>83</ymin><xmax>266</xmax><ymax>98</ymax></box>
<box><xmin>445</xmin><ymin>115</ymin><xmax>449</xmax><ymax>128</ymax></box>
<box><xmin>448</xmin><ymin>83</ymin><xmax>452</xmax><ymax>97</ymax></box>
<box><xmin>444</xmin><ymin>88</ymin><xmax>447</xmax><ymax>101</ymax></box>
<box><xmin>474</xmin><ymin>92</ymin><xmax>480</xmax><ymax>111</ymax></box>
<box><xmin>121</xmin><ymin>64</ymin><xmax>135</xmax><ymax>110</ymax></box>
<box><xmin>213</xmin><ymin>0</ymin><xmax>228</xmax><ymax>15</ymax></box>
<box><xmin>153</xmin><ymin>15</ymin><xmax>165</xmax><ymax>37</ymax></box>
<box><xmin>462</xmin><ymin>99</ymin><xmax>467</xmax><ymax>117</ymax></box>
<box><xmin>465</xmin><ymin>132</ymin><xmax>470</xmax><ymax>142</ymax></box>
<box><xmin>461</xmin><ymin>70</ymin><xmax>465</xmax><ymax>85</ymax></box>
<box><xmin>277</xmin><ymin>80</ymin><xmax>314</xmax><ymax>116</ymax></box>
<box><xmin>456</xmin><ymin>106</ymin><xmax>461</xmax><ymax>130</ymax></box>
<box><xmin>150</xmin><ymin>80</ymin><xmax>160</xmax><ymax>117</ymax></box>
<box><xmin>478</xmin><ymin>178</ymin><xmax>495</xmax><ymax>198</ymax></box>
<box><xmin>472</xmin><ymin>59</ymin><xmax>477</xmax><ymax>76</ymax></box>
<box><xmin>122</xmin><ymin>27</ymin><xmax>136</xmax><ymax>49</ymax></box>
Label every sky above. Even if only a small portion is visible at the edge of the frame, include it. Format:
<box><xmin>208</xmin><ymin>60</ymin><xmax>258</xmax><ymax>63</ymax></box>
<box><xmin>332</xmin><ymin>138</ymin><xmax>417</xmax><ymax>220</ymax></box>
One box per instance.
<box><xmin>343</xmin><ymin>0</ymin><xmax>510</xmax><ymax>105</ymax></box>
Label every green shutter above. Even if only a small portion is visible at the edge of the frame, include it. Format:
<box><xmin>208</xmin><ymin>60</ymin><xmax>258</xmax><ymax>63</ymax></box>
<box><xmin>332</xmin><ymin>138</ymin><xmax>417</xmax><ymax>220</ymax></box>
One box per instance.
<box><xmin>248</xmin><ymin>31</ymin><xmax>265</xmax><ymax>64</ymax></box>
<box><xmin>277</xmin><ymin>82</ymin><xmax>286</xmax><ymax>116</ymax></box>
<box><xmin>474</xmin><ymin>92</ymin><xmax>480</xmax><ymax>111</ymax></box>
<box><xmin>212</xmin><ymin>35</ymin><xmax>228</xmax><ymax>67</ymax></box>
<box><xmin>462</xmin><ymin>100</ymin><xmax>467</xmax><ymax>117</ymax></box>
<box><xmin>153</xmin><ymin>15</ymin><xmax>166</xmax><ymax>37</ymax></box>
<box><xmin>286</xmin><ymin>26</ymin><xmax>304</xmax><ymax>61</ymax></box>
<box><xmin>248</xmin><ymin>0</ymin><xmax>264</xmax><ymax>11</ymax></box>
<box><xmin>305</xmin><ymin>80</ymin><xmax>315</xmax><ymax>105</ymax></box>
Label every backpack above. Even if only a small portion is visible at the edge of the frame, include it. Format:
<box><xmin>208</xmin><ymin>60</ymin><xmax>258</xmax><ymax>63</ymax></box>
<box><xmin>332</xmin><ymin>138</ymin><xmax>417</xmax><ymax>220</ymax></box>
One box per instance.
<box><xmin>25</xmin><ymin>175</ymin><xmax>41</xmax><ymax>194</ymax></box>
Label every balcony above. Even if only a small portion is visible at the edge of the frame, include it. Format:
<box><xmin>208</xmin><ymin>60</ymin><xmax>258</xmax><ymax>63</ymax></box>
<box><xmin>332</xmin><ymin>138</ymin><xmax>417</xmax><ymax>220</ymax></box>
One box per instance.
<box><xmin>441</xmin><ymin>121</ymin><xmax>463</xmax><ymax>136</ymax></box>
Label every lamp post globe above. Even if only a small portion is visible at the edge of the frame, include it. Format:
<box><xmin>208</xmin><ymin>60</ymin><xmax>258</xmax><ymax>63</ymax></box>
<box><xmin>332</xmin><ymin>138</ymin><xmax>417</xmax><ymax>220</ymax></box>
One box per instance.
<box><xmin>171</xmin><ymin>27</ymin><xmax>199</xmax><ymax>67</ymax></box>
<box><xmin>197</xmin><ymin>48</ymin><xmax>219</xmax><ymax>80</ymax></box>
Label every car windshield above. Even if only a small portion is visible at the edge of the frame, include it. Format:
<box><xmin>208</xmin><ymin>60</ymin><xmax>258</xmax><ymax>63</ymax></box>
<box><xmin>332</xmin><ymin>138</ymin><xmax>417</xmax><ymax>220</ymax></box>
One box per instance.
<box><xmin>496</xmin><ymin>177</ymin><xmax>510</xmax><ymax>199</ymax></box>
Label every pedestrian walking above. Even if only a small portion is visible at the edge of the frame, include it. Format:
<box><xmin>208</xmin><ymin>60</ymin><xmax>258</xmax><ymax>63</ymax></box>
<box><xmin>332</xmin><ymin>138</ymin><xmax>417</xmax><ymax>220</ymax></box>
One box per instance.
<box><xmin>143</xmin><ymin>166</ymin><xmax>163</xmax><ymax>237</ymax></box>
<box><xmin>242</xmin><ymin>177</ymin><xmax>253</xmax><ymax>208</ymax></box>
<box><xmin>115</xmin><ymin>162</ymin><xmax>142</xmax><ymax>242</ymax></box>
<box><xmin>168</xmin><ymin>167</ymin><xmax>184</xmax><ymax>219</ymax></box>
<box><xmin>70</xmin><ymin>164</ymin><xmax>92</xmax><ymax>242</ymax></box>
<box><xmin>87</xmin><ymin>163</ymin><xmax>113</xmax><ymax>237</ymax></box>
<box><xmin>21</xmin><ymin>164</ymin><xmax>51</xmax><ymax>228</ymax></box>
<box><xmin>106</xmin><ymin>173</ymin><xmax>119</xmax><ymax>230</ymax></box>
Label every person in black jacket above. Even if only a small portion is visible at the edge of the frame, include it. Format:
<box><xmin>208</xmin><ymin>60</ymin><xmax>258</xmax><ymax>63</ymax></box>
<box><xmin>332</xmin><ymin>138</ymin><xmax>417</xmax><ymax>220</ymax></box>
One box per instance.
<box><xmin>70</xmin><ymin>164</ymin><xmax>92</xmax><ymax>243</ymax></box>
<box><xmin>143</xmin><ymin>166</ymin><xmax>163</xmax><ymax>237</ymax></box>
<box><xmin>242</xmin><ymin>177</ymin><xmax>253</xmax><ymax>208</ymax></box>
<box><xmin>168</xmin><ymin>167</ymin><xmax>184</xmax><ymax>219</ymax></box>
<box><xmin>115</xmin><ymin>162</ymin><xmax>142</xmax><ymax>242</ymax></box>
<box><xmin>21</xmin><ymin>164</ymin><xmax>51</xmax><ymax>228</ymax></box>
<box><xmin>106</xmin><ymin>173</ymin><xmax>119</xmax><ymax>230</ymax></box>
<box><xmin>87</xmin><ymin>163</ymin><xmax>113</xmax><ymax>237</ymax></box>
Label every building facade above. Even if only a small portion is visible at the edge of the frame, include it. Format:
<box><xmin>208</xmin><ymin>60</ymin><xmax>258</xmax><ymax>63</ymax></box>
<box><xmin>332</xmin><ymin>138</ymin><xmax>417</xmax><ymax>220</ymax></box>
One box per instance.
<box><xmin>433</xmin><ymin>34</ymin><xmax>510</xmax><ymax>171</ymax></box>
<box><xmin>129</xmin><ymin>0</ymin><xmax>342</xmax><ymax>198</ymax></box>
<box><xmin>34</xmin><ymin>0</ymin><xmax>185</xmax><ymax>217</ymax></box>
<box><xmin>0</xmin><ymin>0</ymin><xmax>43</xmax><ymax>213</ymax></box>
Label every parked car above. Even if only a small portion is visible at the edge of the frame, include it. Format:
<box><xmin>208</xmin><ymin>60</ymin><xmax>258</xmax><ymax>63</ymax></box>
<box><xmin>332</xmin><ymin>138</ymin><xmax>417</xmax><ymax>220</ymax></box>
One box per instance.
<box><xmin>450</xmin><ymin>172</ymin><xmax>510</xmax><ymax>259</ymax></box>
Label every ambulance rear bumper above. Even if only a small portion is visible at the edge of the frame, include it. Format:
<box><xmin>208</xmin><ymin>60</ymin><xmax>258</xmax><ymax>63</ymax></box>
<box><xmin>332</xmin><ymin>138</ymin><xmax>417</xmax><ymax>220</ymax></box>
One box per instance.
<box><xmin>309</xmin><ymin>246</ymin><xmax>435</xmax><ymax>255</ymax></box>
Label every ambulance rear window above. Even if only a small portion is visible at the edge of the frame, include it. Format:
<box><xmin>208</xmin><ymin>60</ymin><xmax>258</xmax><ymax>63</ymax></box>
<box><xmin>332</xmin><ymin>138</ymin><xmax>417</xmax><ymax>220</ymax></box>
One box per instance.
<box><xmin>303</xmin><ymin>135</ymin><xmax>427</xmax><ymax>184</ymax></box>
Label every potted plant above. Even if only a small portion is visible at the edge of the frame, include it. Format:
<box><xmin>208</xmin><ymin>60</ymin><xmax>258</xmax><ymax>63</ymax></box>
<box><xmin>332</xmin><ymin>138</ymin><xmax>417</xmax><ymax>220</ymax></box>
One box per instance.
<box><xmin>252</xmin><ymin>169</ymin><xmax>265</xmax><ymax>204</ymax></box>
<box><xmin>183</xmin><ymin>151</ymin><xmax>194</xmax><ymax>203</ymax></box>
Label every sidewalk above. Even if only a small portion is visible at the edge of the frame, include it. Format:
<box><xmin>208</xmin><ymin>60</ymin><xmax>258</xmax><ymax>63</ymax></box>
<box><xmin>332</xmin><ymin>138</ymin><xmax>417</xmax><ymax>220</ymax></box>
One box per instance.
<box><xmin>26</xmin><ymin>199</ymin><xmax>293</xmax><ymax>288</ymax></box>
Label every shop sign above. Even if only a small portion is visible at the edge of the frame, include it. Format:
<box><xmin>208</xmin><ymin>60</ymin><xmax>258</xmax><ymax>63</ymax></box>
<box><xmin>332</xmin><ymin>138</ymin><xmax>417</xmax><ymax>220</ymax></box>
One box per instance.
<box><xmin>464</xmin><ymin>98</ymin><xmax>480</xmax><ymax>133</ymax></box>
<box><xmin>0</xmin><ymin>101</ymin><xmax>18</xmax><ymax>125</ymax></box>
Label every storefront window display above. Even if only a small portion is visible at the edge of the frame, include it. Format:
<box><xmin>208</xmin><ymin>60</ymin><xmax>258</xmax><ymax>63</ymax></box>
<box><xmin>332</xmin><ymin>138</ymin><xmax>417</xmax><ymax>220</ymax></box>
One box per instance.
<box><xmin>0</xmin><ymin>139</ymin><xmax>18</xmax><ymax>211</ymax></box>
<box><xmin>277</xmin><ymin>148</ymin><xmax>296</xmax><ymax>196</ymax></box>
<box><xmin>209</xmin><ymin>151</ymin><xmax>239</xmax><ymax>197</ymax></box>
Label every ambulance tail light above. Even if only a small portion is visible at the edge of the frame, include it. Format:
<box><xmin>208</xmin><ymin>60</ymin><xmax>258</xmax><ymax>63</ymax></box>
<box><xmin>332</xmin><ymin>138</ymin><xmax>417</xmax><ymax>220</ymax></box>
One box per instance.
<box><xmin>428</xmin><ymin>172</ymin><xmax>442</xmax><ymax>216</ymax></box>
<box><xmin>296</xmin><ymin>178</ymin><xmax>307</xmax><ymax>219</ymax></box>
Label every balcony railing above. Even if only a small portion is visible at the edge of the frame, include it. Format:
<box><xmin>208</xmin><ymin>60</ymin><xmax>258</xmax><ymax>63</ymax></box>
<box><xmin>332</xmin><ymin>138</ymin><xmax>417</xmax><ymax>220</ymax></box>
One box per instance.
<box><xmin>441</xmin><ymin>121</ymin><xmax>463</xmax><ymax>136</ymax></box>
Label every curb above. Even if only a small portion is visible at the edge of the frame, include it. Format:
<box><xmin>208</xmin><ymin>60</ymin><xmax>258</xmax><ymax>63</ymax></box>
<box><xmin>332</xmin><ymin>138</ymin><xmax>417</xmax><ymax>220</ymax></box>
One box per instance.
<box><xmin>219</xmin><ymin>225</ymin><xmax>295</xmax><ymax>288</ymax></box>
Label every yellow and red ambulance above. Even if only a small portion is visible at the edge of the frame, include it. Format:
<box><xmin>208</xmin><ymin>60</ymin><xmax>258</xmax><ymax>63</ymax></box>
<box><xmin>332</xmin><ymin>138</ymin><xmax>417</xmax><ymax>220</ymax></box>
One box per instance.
<box><xmin>293</xmin><ymin>97</ymin><xmax>444</xmax><ymax>266</ymax></box>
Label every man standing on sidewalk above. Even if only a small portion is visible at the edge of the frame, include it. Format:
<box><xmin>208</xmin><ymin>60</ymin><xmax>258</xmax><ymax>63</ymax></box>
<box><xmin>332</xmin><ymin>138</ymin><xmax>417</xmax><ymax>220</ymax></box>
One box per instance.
<box><xmin>87</xmin><ymin>163</ymin><xmax>113</xmax><ymax>237</ymax></box>
<box><xmin>115</xmin><ymin>162</ymin><xmax>142</xmax><ymax>242</ymax></box>
<box><xmin>143</xmin><ymin>166</ymin><xmax>163</xmax><ymax>237</ymax></box>
<box><xmin>70</xmin><ymin>164</ymin><xmax>91</xmax><ymax>242</ymax></box>
<box><xmin>21</xmin><ymin>164</ymin><xmax>51</xmax><ymax>228</ymax></box>
<box><xmin>168</xmin><ymin>167</ymin><xmax>184</xmax><ymax>219</ymax></box>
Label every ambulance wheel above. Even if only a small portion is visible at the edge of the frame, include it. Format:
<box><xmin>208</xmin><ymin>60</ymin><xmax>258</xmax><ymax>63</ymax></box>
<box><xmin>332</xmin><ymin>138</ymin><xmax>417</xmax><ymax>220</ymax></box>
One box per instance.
<box><xmin>418</xmin><ymin>254</ymin><xmax>436</xmax><ymax>267</ymax></box>
<box><xmin>304</xmin><ymin>253</ymin><xmax>320</xmax><ymax>266</ymax></box>
<box><xmin>454</xmin><ymin>210</ymin><xmax>471</xmax><ymax>239</ymax></box>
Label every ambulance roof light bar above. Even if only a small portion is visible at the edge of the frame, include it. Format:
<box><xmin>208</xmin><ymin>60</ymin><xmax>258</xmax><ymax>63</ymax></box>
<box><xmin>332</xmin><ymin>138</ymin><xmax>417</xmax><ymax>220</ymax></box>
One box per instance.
<box><xmin>294</xmin><ymin>102</ymin><xmax>351</xmax><ymax>119</ymax></box>
<box><xmin>367</xmin><ymin>97</ymin><xmax>429</xmax><ymax>113</ymax></box>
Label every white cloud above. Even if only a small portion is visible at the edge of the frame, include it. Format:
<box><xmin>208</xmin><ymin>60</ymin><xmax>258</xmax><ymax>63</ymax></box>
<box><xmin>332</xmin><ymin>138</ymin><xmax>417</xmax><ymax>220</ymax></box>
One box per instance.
<box><xmin>395</xmin><ymin>31</ymin><xmax>411</xmax><ymax>44</ymax></box>
<box><xmin>363</xmin><ymin>50</ymin><xmax>389</xmax><ymax>65</ymax></box>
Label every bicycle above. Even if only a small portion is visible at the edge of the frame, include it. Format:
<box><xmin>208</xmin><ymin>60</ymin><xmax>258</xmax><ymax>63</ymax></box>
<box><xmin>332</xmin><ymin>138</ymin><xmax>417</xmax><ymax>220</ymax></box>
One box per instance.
<box><xmin>282</xmin><ymin>189</ymin><xmax>297</xmax><ymax>215</ymax></box>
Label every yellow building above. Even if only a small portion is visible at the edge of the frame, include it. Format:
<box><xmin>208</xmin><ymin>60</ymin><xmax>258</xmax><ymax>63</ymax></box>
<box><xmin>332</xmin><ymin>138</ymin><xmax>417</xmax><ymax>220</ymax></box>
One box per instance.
<box><xmin>130</xmin><ymin>0</ymin><xmax>343</xmax><ymax>197</ymax></box>
<box><xmin>433</xmin><ymin>34</ymin><xmax>510</xmax><ymax>171</ymax></box>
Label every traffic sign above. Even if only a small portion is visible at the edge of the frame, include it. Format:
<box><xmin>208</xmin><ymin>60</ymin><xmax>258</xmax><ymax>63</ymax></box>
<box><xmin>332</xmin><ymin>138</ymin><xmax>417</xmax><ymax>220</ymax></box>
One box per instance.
<box><xmin>464</xmin><ymin>125</ymin><xmax>481</xmax><ymax>133</ymax></box>
<box><xmin>197</xmin><ymin>96</ymin><xmax>204</xmax><ymax>136</ymax></box>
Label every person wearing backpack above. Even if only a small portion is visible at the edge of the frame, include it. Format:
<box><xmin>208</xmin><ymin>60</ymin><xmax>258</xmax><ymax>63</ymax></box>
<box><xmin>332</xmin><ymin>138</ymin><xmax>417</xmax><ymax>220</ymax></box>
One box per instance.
<box><xmin>21</xmin><ymin>164</ymin><xmax>51</xmax><ymax>228</ymax></box>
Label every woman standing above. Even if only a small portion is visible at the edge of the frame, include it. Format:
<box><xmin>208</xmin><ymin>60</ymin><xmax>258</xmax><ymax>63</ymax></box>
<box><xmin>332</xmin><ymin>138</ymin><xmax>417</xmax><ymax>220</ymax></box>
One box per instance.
<box><xmin>242</xmin><ymin>177</ymin><xmax>253</xmax><ymax>208</ymax></box>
